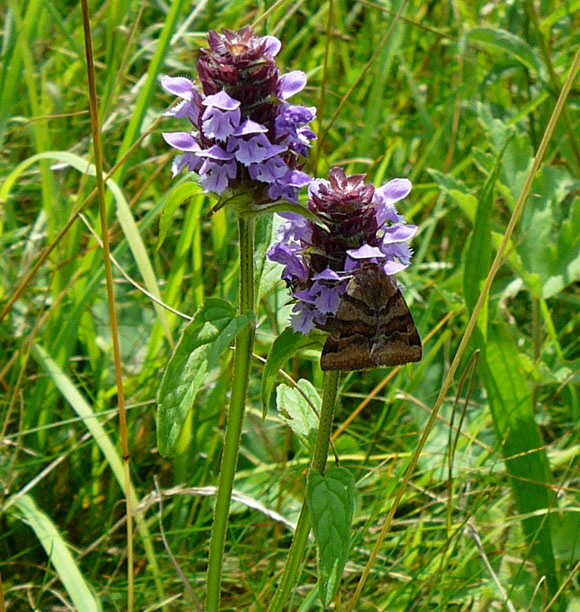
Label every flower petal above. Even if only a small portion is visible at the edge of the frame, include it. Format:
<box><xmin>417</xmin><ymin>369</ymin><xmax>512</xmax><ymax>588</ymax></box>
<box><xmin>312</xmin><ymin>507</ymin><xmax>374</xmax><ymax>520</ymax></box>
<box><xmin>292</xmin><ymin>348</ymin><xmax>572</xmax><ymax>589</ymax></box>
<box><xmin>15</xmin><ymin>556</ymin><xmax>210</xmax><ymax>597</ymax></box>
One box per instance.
<box><xmin>314</xmin><ymin>283</ymin><xmax>343</xmax><ymax>314</ymax></box>
<box><xmin>162</xmin><ymin>132</ymin><xmax>200</xmax><ymax>152</ymax></box>
<box><xmin>376</xmin><ymin>178</ymin><xmax>412</xmax><ymax>203</ymax></box>
<box><xmin>202</xmin><ymin>90</ymin><xmax>241</xmax><ymax>111</ymax></box>
<box><xmin>278</xmin><ymin>71</ymin><xmax>307</xmax><ymax>99</ymax></box>
<box><xmin>290</xmin><ymin>303</ymin><xmax>318</xmax><ymax>334</ymax></box>
<box><xmin>383</xmin><ymin>260</ymin><xmax>407</xmax><ymax>275</ymax></box>
<box><xmin>160</xmin><ymin>75</ymin><xmax>196</xmax><ymax>99</ymax></box>
<box><xmin>382</xmin><ymin>224</ymin><xmax>418</xmax><ymax>244</ymax></box>
<box><xmin>233</xmin><ymin>119</ymin><xmax>269</xmax><ymax>136</ymax></box>
<box><xmin>196</xmin><ymin>144</ymin><xmax>234</xmax><ymax>160</ymax></box>
<box><xmin>312</xmin><ymin>269</ymin><xmax>342</xmax><ymax>281</ymax></box>
<box><xmin>262</xmin><ymin>35</ymin><xmax>281</xmax><ymax>57</ymax></box>
<box><xmin>346</xmin><ymin>244</ymin><xmax>385</xmax><ymax>260</ymax></box>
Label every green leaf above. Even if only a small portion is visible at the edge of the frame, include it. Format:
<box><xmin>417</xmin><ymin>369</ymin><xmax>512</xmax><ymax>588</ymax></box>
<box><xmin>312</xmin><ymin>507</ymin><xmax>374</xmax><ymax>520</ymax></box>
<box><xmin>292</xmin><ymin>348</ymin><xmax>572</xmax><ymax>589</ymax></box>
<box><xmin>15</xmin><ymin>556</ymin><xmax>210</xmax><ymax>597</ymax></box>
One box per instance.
<box><xmin>242</xmin><ymin>200</ymin><xmax>329</xmax><ymax>232</ymax></box>
<box><xmin>479</xmin><ymin>318</ymin><xmax>559</xmax><ymax>596</ymax></box>
<box><xmin>517</xmin><ymin>167</ymin><xmax>580</xmax><ymax>298</ymax></box>
<box><xmin>501</xmin><ymin>133</ymin><xmax>535</xmax><ymax>205</ymax></box>
<box><xmin>540</xmin><ymin>0</ymin><xmax>580</xmax><ymax>31</ymax></box>
<box><xmin>474</xmin><ymin>108</ymin><xmax>580</xmax><ymax>297</ymax></box>
<box><xmin>276</xmin><ymin>379</ymin><xmax>321</xmax><ymax>452</ymax></box>
<box><xmin>12</xmin><ymin>494</ymin><xmax>102</xmax><ymax>612</ymax></box>
<box><xmin>475</xmin><ymin>102</ymin><xmax>515</xmax><ymax>153</ymax></box>
<box><xmin>0</xmin><ymin>150</ymin><xmax>174</xmax><ymax>345</ymax></box>
<box><xmin>254</xmin><ymin>213</ymin><xmax>274</xmax><ymax>300</ymax></box>
<box><xmin>307</xmin><ymin>467</ymin><xmax>355</xmax><ymax>607</ymax></box>
<box><xmin>157</xmin><ymin>180</ymin><xmax>204</xmax><ymax>250</ymax></box>
<box><xmin>463</xmin><ymin>127</ymin><xmax>509</xmax><ymax>339</ymax></box>
<box><xmin>31</xmin><ymin>345</ymin><xmax>163</xmax><ymax>595</ymax></box>
<box><xmin>427</xmin><ymin>169</ymin><xmax>478</xmax><ymax>222</ymax></box>
<box><xmin>466</xmin><ymin>28</ymin><xmax>545</xmax><ymax>79</ymax></box>
<box><xmin>156</xmin><ymin>298</ymin><xmax>253</xmax><ymax>456</ymax></box>
<box><xmin>261</xmin><ymin>327</ymin><xmax>323</xmax><ymax>418</ymax></box>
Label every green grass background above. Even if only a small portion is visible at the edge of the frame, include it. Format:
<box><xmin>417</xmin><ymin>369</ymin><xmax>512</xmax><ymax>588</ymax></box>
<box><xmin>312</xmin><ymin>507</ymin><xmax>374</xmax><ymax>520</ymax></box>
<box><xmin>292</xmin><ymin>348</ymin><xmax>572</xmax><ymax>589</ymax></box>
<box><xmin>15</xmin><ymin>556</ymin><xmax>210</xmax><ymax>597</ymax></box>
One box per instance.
<box><xmin>1</xmin><ymin>0</ymin><xmax>580</xmax><ymax>610</ymax></box>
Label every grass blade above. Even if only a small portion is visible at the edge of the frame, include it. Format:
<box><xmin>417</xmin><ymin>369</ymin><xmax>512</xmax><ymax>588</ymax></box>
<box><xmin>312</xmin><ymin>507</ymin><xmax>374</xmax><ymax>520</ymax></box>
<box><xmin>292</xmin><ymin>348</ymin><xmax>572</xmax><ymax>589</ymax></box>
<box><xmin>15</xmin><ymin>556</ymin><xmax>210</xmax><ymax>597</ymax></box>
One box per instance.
<box><xmin>11</xmin><ymin>493</ymin><xmax>102</xmax><ymax>612</ymax></box>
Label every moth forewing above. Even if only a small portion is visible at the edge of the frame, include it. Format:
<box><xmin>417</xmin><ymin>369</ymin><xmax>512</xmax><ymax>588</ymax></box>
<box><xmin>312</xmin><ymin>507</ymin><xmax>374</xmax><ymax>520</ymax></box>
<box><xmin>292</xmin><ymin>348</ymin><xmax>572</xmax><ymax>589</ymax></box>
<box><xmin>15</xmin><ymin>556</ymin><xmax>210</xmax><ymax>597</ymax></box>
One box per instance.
<box><xmin>320</xmin><ymin>265</ymin><xmax>422</xmax><ymax>371</ymax></box>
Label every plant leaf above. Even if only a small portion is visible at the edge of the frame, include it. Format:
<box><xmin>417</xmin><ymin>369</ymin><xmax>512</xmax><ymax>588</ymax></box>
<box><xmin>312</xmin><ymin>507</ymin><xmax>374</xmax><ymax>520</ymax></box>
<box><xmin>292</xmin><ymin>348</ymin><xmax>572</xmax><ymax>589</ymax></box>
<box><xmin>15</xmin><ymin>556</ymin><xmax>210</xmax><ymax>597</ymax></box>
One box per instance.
<box><xmin>307</xmin><ymin>467</ymin><xmax>355</xmax><ymax>607</ymax></box>
<box><xmin>157</xmin><ymin>180</ymin><xmax>204</xmax><ymax>250</ymax></box>
<box><xmin>463</xmin><ymin>126</ymin><xmax>510</xmax><ymax>340</ymax></box>
<box><xmin>427</xmin><ymin>169</ymin><xmax>478</xmax><ymax>222</ymax></box>
<box><xmin>254</xmin><ymin>213</ymin><xmax>274</xmax><ymax>300</ymax></box>
<box><xmin>466</xmin><ymin>27</ymin><xmax>545</xmax><ymax>79</ymax></box>
<box><xmin>276</xmin><ymin>379</ymin><xmax>321</xmax><ymax>452</ymax></box>
<box><xmin>479</xmin><ymin>318</ymin><xmax>559</xmax><ymax>595</ymax></box>
<box><xmin>12</xmin><ymin>494</ymin><xmax>102</xmax><ymax>612</ymax></box>
<box><xmin>261</xmin><ymin>327</ymin><xmax>323</xmax><ymax>418</ymax></box>
<box><xmin>157</xmin><ymin>298</ymin><xmax>253</xmax><ymax>456</ymax></box>
<box><xmin>517</xmin><ymin>167</ymin><xmax>580</xmax><ymax>298</ymax></box>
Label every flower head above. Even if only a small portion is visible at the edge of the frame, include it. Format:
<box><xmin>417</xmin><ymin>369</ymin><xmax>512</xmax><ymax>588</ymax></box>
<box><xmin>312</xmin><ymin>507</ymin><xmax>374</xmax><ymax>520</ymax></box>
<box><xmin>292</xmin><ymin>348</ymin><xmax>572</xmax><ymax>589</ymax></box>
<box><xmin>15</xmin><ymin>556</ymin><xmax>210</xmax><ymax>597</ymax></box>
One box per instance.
<box><xmin>267</xmin><ymin>167</ymin><xmax>417</xmax><ymax>333</ymax></box>
<box><xmin>161</xmin><ymin>27</ymin><xmax>316</xmax><ymax>203</ymax></box>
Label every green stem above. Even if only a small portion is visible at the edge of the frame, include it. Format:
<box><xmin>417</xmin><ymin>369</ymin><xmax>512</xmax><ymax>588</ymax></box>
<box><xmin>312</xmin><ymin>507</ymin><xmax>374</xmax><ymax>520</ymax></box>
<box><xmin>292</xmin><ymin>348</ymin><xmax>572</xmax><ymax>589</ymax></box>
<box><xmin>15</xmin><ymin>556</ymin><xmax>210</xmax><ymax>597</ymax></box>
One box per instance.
<box><xmin>268</xmin><ymin>370</ymin><xmax>341</xmax><ymax>612</ymax></box>
<box><xmin>206</xmin><ymin>215</ymin><xmax>256</xmax><ymax>612</ymax></box>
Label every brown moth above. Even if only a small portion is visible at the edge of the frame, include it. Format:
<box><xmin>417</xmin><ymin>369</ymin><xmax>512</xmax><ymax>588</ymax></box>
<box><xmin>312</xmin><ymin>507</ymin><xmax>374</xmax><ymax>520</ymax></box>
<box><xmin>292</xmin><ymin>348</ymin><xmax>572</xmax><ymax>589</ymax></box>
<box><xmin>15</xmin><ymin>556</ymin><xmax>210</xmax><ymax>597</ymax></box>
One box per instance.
<box><xmin>321</xmin><ymin>264</ymin><xmax>422</xmax><ymax>371</ymax></box>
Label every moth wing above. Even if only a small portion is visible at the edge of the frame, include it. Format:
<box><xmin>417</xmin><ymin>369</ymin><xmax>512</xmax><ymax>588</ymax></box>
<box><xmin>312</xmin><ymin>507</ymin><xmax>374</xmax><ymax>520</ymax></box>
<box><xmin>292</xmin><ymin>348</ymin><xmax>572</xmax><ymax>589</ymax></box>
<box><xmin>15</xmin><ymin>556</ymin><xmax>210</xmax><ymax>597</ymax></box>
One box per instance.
<box><xmin>321</xmin><ymin>266</ymin><xmax>421</xmax><ymax>371</ymax></box>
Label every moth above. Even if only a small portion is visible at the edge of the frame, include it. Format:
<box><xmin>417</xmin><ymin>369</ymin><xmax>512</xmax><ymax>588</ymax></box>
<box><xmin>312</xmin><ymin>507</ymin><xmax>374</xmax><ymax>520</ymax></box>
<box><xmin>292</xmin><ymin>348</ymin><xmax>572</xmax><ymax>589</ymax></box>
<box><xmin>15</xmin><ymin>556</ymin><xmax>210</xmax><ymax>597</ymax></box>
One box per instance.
<box><xmin>321</xmin><ymin>264</ymin><xmax>422</xmax><ymax>371</ymax></box>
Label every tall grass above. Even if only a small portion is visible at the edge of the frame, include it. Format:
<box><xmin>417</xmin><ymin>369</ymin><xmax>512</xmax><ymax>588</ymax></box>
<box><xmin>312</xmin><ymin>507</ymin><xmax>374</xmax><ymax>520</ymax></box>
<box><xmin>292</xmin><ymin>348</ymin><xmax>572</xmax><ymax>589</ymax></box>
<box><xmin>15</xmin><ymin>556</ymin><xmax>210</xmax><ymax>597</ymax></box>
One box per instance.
<box><xmin>1</xmin><ymin>0</ymin><xmax>579</xmax><ymax>610</ymax></box>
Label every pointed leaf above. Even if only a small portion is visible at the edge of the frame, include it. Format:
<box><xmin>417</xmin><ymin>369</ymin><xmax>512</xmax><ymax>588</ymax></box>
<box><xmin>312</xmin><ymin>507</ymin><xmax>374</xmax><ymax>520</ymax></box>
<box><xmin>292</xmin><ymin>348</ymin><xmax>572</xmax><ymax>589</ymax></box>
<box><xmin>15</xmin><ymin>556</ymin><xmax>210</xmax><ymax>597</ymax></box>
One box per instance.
<box><xmin>254</xmin><ymin>213</ymin><xmax>274</xmax><ymax>300</ymax></box>
<box><xmin>261</xmin><ymin>327</ymin><xmax>323</xmax><ymax>418</ymax></box>
<box><xmin>517</xmin><ymin>167</ymin><xmax>580</xmax><ymax>298</ymax></box>
<box><xmin>276</xmin><ymin>379</ymin><xmax>321</xmax><ymax>452</ymax></box>
<box><xmin>480</xmin><ymin>319</ymin><xmax>559</xmax><ymax>596</ymax></box>
<box><xmin>157</xmin><ymin>298</ymin><xmax>253</xmax><ymax>456</ymax></box>
<box><xmin>467</xmin><ymin>28</ymin><xmax>545</xmax><ymax>78</ymax></box>
<box><xmin>463</xmin><ymin>126</ymin><xmax>509</xmax><ymax>340</ymax></box>
<box><xmin>157</xmin><ymin>180</ymin><xmax>204</xmax><ymax>250</ymax></box>
<box><xmin>427</xmin><ymin>169</ymin><xmax>477</xmax><ymax>222</ymax></box>
<box><xmin>307</xmin><ymin>467</ymin><xmax>355</xmax><ymax>606</ymax></box>
<box><xmin>12</xmin><ymin>494</ymin><xmax>102</xmax><ymax>612</ymax></box>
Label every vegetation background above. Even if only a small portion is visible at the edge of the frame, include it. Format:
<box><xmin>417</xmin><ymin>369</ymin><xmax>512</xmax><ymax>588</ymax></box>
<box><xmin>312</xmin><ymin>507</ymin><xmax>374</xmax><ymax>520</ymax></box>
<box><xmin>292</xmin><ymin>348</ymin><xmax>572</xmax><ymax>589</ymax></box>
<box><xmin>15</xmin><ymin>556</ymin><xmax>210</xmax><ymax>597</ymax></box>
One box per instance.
<box><xmin>1</xmin><ymin>0</ymin><xmax>579</xmax><ymax>610</ymax></box>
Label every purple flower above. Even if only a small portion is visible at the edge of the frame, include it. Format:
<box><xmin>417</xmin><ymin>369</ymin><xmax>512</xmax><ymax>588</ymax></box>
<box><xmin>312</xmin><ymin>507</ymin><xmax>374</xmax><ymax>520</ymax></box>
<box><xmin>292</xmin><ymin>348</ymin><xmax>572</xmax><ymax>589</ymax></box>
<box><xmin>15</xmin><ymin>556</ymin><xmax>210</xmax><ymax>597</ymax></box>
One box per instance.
<box><xmin>268</xmin><ymin>170</ymin><xmax>311</xmax><ymax>203</ymax></box>
<box><xmin>227</xmin><ymin>120</ymin><xmax>286</xmax><ymax>164</ymax></box>
<box><xmin>290</xmin><ymin>302</ymin><xmax>322</xmax><ymax>334</ymax></box>
<box><xmin>161</xmin><ymin>27</ymin><xmax>316</xmax><ymax>203</ymax></box>
<box><xmin>277</xmin><ymin>71</ymin><xmax>307</xmax><ymax>99</ymax></box>
<box><xmin>267</xmin><ymin>167</ymin><xmax>417</xmax><ymax>334</ymax></box>
<box><xmin>196</xmin><ymin>145</ymin><xmax>237</xmax><ymax>195</ymax></box>
<box><xmin>201</xmin><ymin>91</ymin><xmax>241</xmax><ymax>141</ymax></box>
<box><xmin>248</xmin><ymin>155</ymin><xmax>288</xmax><ymax>184</ymax></box>
<box><xmin>161</xmin><ymin>75</ymin><xmax>203</xmax><ymax>125</ymax></box>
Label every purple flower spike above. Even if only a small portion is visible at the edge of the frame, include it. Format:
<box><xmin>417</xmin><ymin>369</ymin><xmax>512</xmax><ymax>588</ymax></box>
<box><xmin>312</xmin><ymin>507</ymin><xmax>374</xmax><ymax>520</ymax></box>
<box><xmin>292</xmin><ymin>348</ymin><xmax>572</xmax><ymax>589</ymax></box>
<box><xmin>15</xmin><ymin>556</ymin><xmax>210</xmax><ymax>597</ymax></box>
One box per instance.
<box><xmin>268</xmin><ymin>167</ymin><xmax>417</xmax><ymax>335</ymax></box>
<box><xmin>161</xmin><ymin>27</ymin><xmax>316</xmax><ymax>202</ymax></box>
